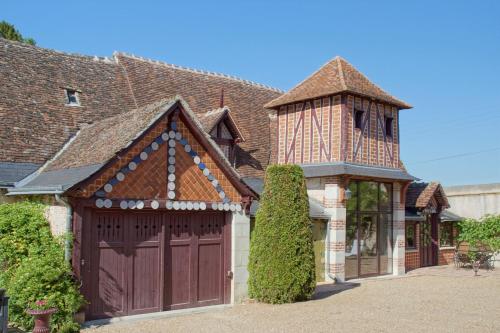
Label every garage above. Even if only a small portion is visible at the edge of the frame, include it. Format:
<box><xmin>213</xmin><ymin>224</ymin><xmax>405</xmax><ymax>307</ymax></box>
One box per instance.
<box><xmin>85</xmin><ymin>209</ymin><xmax>230</xmax><ymax>319</ymax></box>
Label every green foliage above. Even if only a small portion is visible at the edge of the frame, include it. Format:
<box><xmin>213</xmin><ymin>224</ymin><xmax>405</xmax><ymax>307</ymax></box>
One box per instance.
<box><xmin>0</xmin><ymin>21</ymin><xmax>36</xmax><ymax>45</ymax></box>
<box><xmin>0</xmin><ymin>202</ymin><xmax>84</xmax><ymax>332</ymax></box>
<box><xmin>248</xmin><ymin>165</ymin><xmax>316</xmax><ymax>304</ymax></box>
<box><xmin>458</xmin><ymin>215</ymin><xmax>500</xmax><ymax>252</ymax></box>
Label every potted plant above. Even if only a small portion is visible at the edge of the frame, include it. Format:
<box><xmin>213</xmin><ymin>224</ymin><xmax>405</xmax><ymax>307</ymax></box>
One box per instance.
<box><xmin>26</xmin><ymin>299</ymin><xmax>57</xmax><ymax>333</ymax></box>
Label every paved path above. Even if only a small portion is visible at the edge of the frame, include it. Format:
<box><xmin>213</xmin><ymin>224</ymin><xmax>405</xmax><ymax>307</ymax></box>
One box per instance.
<box><xmin>83</xmin><ymin>266</ymin><xmax>500</xmax><ymax>333</ymax></box>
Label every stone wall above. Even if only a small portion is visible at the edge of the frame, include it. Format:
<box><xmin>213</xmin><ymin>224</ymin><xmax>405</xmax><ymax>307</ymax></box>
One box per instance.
<box><xmin>231</xmin><ymin>210</ymin><xmax>250</xmax><ymax>303</ymax></box>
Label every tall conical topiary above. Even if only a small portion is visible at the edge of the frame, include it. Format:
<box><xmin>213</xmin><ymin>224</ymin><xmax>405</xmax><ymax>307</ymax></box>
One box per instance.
<box><xmin>248</xmin><ymin>164</ymin><xmax>315</xmax><ymax>303</ymax></box>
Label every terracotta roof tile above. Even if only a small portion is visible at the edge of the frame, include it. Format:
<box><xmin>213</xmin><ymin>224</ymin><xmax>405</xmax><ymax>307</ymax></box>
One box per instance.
<box><xmin>406</xmin><ymin>182</ymin><xmax>450</xmax><ymax>209</ymax></box>
<box><xmin>0</xmin><ymin>38</ymin><xmax>136</xmax><ymax>165</ymax></box>
<box><xmin>265</xmin><ymin>57</ymin><xmax>411</xmax><ymax>109</ymax></box>
<box><xmin>116</xmin><ymin>54</ymin><xmax>282</xmax><ymax>177</ymax></box>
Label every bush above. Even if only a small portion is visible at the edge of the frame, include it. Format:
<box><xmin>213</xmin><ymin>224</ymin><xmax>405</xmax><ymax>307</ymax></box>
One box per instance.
<box><xmin>248</xmin><ymin>165</ymin><xmax>316</xmax><ymax>303</ymax></box>
<box><xmin>458</xmin><ymin>215</ymin><xmax>500</xmax><ymax>252</ymax></box>
<box><xmin>0</xmin><ymin>202</ymin><xmax>54</xmax><ymax>284</ymax></box>
<box><xmin>0</xmin><ymin>202</ymin><xmax>84</xmax><ymax>332</ymax></box>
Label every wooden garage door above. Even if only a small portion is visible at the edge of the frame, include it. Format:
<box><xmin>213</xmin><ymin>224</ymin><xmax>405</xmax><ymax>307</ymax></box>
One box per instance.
<box><xmin>87</xmin><ymin>210</ymin><xmax>227</xmax><ymax>319</ymax></box>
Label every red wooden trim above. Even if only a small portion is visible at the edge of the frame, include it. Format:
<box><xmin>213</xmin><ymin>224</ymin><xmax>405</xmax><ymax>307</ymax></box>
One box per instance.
<box><xmin>276</xmin><ymin>109</ymin><xmax>280</xmax><ymax>164</ymax></box>
<box><xmin>285</xmin><ymin>104</ymin><xmax>305</xmax><ymax>163</ymax></box>
<box><xmin>328</xmin><ymin>96</ymin><xmax>333</xmax><ymax>161</ymax></box>
<box><xmin>353</xmin><ymin>100</ymin><xmax>372</xmax><ymax>161</ymax></box>
<box><xmin>310</xmin><ymin>99</ymin><xmax>331</xmax><ymax>161</ymax></box>
<box><xmin>284</xmin><ymin>106</ymin><xmax>289</xmax><ymax>163</ymax></box>
<box><xmin>309</xmin><ymin>100</ymin><xmax>314</xmax><ymax>163</ymax></box>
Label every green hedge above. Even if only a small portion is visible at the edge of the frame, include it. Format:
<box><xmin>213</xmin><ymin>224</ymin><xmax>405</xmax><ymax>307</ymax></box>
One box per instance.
<box><xmin>0</xmin><ymin>202</ymin><xmax>84</xmax><ymax>332</ymax></box>
<box><xmin>248</xmin><ymin>165</ymin><xmax>316</xmax><ymax>303</ymax></box>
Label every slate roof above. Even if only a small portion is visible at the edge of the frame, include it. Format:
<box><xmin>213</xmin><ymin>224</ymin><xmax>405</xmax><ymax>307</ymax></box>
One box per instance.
<box><xmin>0</xmin><ymin>162</ymin><xmax>41</xmax><ymax>187</ymax></box>
<box><xmin>301</xmin><ymin>162</ymin><xmax>416</xmax><ymax>181</ymax></box>
<box><xmin>406</xmin><ymin>182</ymin><xmax>450</xmax><ymax>209</ymax></box>
<box><xmin>243</xmin><ymin>177</ymin><xmax>330</xmax><ymax>219</ymax></box>
<box><xmin>265</xmin><ymin>57</ymin><xmax>411</xmax><ymax>109</ymax></box>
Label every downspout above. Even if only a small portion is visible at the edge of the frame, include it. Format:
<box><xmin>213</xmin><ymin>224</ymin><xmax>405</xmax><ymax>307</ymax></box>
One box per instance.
<box><xmin>55</xmin><ymin>194</ymin><xmax>72</xmax><ymax>262</ymax></box>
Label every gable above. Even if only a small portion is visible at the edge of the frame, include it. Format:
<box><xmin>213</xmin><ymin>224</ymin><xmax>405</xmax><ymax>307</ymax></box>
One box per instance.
<box><xmin>69</xmin><ymin>101</ymin><xmax>248</xmax><ymax>211</ymax></box>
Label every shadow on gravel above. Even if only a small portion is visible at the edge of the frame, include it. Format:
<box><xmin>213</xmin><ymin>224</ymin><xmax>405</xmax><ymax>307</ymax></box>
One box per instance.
<box><xmin>312</xmin><ymin>282</ymin><xmax>360</xmax><ymax>300</ymax></box>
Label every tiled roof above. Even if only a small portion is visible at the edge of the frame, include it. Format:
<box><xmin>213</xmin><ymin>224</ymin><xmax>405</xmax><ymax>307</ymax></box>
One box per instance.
<box><xmin>44</xmin><ymin>98</ymin><xmax>179</xmax><ymax>171</ymax></box>
<box><xmin>200</xmin><ymin>107</ymin><xmax>245</xmax><ymax>141</ymax></box>
<box><xmin>11</xmin><ymin>97</ymin><xmax>256</xmax><ymax>196</ymax></box>
<box><xmin>265</xmin><ymin>56</ymin><xmax>411</xmax><ymax>109</ymax></box>
<box><xmin>0</xmin><ymin>38</ymin><xmax>136</xmax><ymax>165</ymax></box>
<box><xmin>115</xmin><ymin>54</ymin><xmax>282</xmax><ymax>177</ymax></box>
<box><xmin>406</xmin><ymin>182</ymin><xmax>450</xmax><ymax>209</ymax></box>
<box><xmin>0</xmin><ymin>38</ymin><xmax>282</xmax><ymax>179</ymax></box>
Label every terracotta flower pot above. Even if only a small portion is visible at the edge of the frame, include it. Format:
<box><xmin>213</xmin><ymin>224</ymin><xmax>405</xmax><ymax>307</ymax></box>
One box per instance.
<box><xmin>26</xmin><ymin>308</ymin><xmax>57</xmax><ymax>333</ymax></box>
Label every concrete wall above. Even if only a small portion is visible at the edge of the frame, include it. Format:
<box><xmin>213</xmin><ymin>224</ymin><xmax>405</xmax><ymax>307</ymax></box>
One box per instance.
<box><xmin>444</xmin><ymin>183</ymin><xmax>500</xmax><ymax>219</ymax></box>
<box><xmin>231</xmin><ymin>210</ymin><xmax>250</xmax><ymax>303</ymax></box>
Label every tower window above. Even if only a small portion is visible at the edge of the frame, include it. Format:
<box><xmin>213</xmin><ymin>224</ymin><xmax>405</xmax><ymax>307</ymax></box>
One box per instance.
<box><xmin>354</xmin><ymin>109</ymin><xmax>364</xmax><ymax>129</ymax></box>
<box><xmin>385</xmin><ymin>117</ymin><xmax>393</xmax><ymax>137</ymax></box>
<box><xmin>65</xmin><ymin>89</ymin><xmax>80</xmax><ymax>106</ymax></box>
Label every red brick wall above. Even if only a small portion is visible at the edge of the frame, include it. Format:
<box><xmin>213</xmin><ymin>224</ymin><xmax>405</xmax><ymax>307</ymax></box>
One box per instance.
<box><xmin>405</xmin><ymin>222</ymin><xmax>420</xmax><ymax>271</ymax></box>
<box><xmin>439</xmin><ymin>249</ymin><xmax>455</xmax><ymax>265</ymax></box>
<box><xmin>344</xmin><ymin>96</ymin><xmax>400</xmax><ymax>168</ymax></box>
<box><xmin>275</xmin><ymin>95</ymin><xmax>342</xmax><ymax>164</ymax></box>
<box><xmin>406</xmin><ymin>222</ymin><xmax>458</xmax><ymax>271</ymax></box>
<box><xmin>274</xmin><ymin>94</ymin><xmax>401</xmax><ymax>168</ymax></box>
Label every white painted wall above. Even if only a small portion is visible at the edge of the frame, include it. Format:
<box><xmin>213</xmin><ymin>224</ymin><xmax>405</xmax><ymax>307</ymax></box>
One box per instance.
<box><xmin>444</xmin><ymin>183</ymin><xmax>500</xmax><ymax>220</ymax></box>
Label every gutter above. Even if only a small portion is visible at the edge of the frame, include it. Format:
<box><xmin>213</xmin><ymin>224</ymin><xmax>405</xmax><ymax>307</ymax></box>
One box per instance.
<box><xmin>55</xmin><ymin>194</ymin><xmax>73</xmax><ymax>262</ymax></box>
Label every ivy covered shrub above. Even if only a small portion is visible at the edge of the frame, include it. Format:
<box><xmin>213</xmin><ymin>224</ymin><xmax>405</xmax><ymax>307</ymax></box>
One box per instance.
<box><xmin>458</xmin><ymin>215</ymin><xmax>500</xmax><ymax>252</ymax></box>
<box><xmin>248</xmin><ymin>165</ymin><xmax>316</xmax><ymax>303</ymax></box>
<box><xmin>0</xmin><ymin>202</ymin><xmax>84</xmax><ymax>332</ymax></box>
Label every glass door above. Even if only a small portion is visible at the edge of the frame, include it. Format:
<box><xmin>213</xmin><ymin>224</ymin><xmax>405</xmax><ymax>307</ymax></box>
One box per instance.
<box><xmin>359</xmin><ymin>214</ymin><xmax>378</xmax><ymax>276</ymax></box>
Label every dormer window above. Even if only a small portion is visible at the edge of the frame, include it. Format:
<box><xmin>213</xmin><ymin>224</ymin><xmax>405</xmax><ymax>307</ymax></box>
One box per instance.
<box><xmin>354</xmin><ymin>109</ymin><xmax>364</xmax><ymax>129</ymax></box>
<box><xmin>65</xmin><ymin>89</ymin><xmax>80</xmax><ymax>106</ymax></box>
<box><xmin>203</xmin><ymin>108</ymin><xmax>245</xmax><ymax>166</ymax></box>
<box><xmin>211</xmin><ymin>121</ymin><xmax>235</xmax><ymax>161</ymax></box>
<box><xmin>385</xmin><ymin>116</ymin><xmax>393</xmax><ymax>137</ymax></box>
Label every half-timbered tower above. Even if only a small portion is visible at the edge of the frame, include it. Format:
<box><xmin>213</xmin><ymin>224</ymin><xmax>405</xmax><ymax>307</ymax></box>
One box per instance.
<box><xmin>265</xmin><ymin>57</ymin><xmax>416</xmax><ymax>281</ymax></box>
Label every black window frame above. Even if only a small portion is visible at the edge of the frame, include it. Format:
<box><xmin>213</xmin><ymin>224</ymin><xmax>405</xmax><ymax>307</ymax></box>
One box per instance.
<box><xmin>354</xmin><ymin>109</ymin><xmax>364</xmax><ymax>129</ymax></box>
<box><xmin>385</xmin><ymin>116</ymin><xmax>393</xmax><ymax>137</ymax></box>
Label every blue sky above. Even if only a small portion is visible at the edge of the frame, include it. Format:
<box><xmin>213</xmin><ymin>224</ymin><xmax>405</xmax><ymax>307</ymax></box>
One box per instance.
<box><xmin>4</xmin><ymin>0</ymin><xmax>500</xmax><ymax>186</ymax></box>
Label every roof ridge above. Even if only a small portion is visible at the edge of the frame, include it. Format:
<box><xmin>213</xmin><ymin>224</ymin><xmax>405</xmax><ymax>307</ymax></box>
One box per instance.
<box><xmin>282</xmin><ymin>56</ymin><xmax>339</xmax><ymax>95</ymax></box>
<box><xmin>339</xmin><ymin>57</ymin><xmax>411</xmax><ymax>108</ymax></box>
<box><xmin>0</xmin><ymin>37</ymin><xmax>116</xmax><ymax>64</ymax></box>
<box><xmin>113</xmin><ymin>52</ymin><xmax>284</xmax><ymax>93</ymax></box>
<box><xmin>336</xmin><ymin>56</ymin><xmax>348</xmax><ymax>90</ymax></box>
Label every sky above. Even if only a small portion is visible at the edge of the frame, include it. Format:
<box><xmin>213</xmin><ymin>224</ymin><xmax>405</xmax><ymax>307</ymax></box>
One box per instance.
<box><xmin>3</xmin><ymin>0</ymin><xmax>500</xmax><ymax>186</ymax></box>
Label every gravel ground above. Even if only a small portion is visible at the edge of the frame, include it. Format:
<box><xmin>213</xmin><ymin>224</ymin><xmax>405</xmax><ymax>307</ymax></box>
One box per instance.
<box><xmin>83</xmin><ymin>266</ymin><xmax>500</xmax><ymax>333</ymax></box>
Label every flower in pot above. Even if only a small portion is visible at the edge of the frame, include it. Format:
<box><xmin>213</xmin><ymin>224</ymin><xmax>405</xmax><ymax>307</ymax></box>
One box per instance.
<box><xmin>26</xmin><ymin>299</ymin><xmax>58</xmax><ymax>333</ymax></box>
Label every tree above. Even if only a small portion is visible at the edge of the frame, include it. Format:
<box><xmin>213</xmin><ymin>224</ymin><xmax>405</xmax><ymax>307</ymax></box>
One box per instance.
<box><xmin>0</xmin><ymin>21</ymin><xmax>36</xmax><ymax>45</ymax></box>
<box><xmin>248</xmin><ymin>164</ymin><xmax>316</xmax><ymax>303</ymax></box>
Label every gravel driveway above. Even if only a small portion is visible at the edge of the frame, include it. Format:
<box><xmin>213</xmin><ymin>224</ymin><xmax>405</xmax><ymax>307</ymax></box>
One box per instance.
<box><xmin>83</xmin><ymin>266</ymin><xmax>500</xmax><ymax>333</ymax></box>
